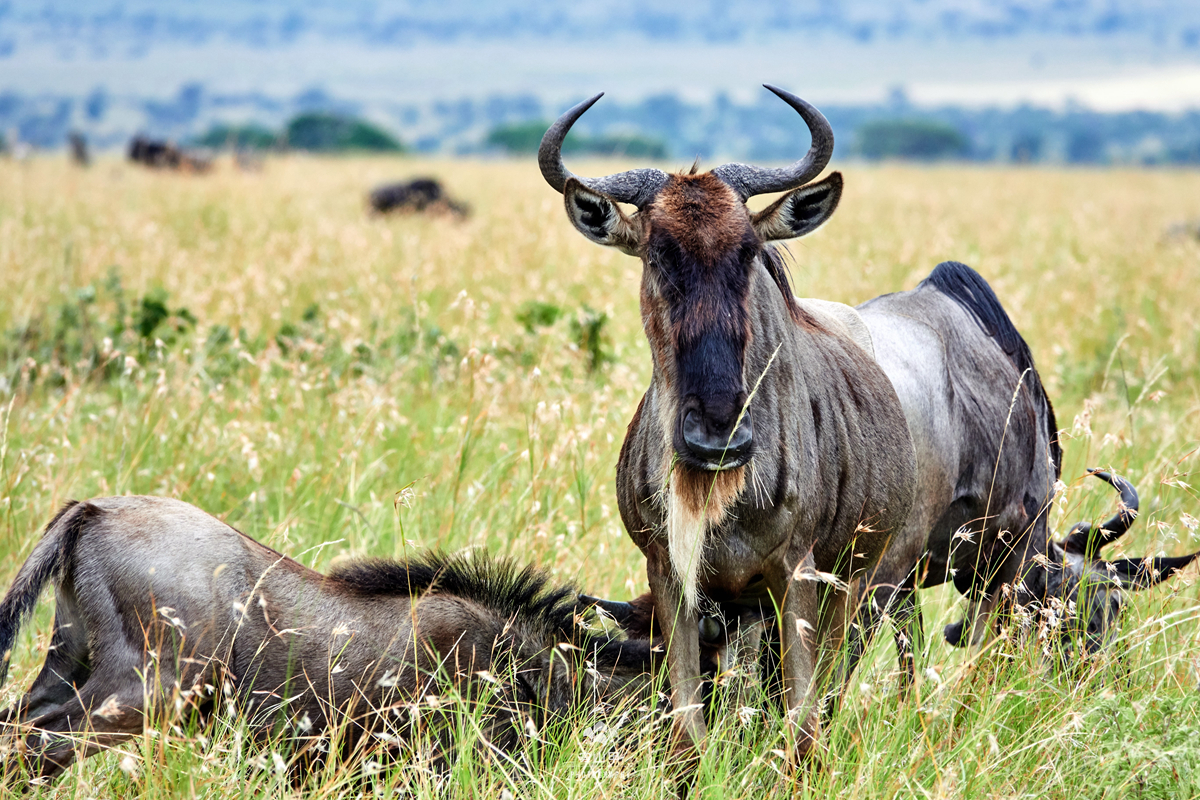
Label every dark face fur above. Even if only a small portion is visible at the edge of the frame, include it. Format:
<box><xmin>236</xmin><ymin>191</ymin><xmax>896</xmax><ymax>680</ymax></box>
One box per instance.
<box><xmin>644</xmin><ymin>174</ymin><xmax>759</xmax><ymax>471</ymax></box>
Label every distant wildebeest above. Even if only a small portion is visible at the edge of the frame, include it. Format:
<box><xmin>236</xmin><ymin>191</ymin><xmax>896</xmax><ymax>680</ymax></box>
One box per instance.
<box><xmin>0</xmin><ymin>497</ymin><xmax>663</xmax><ymax>786</ymax></box>
<box><xmin>848</xmin><ymin>261</ymin><xmax>1200</xmax><ymax>674</ymax></box>
<box><xmin>540</xmin><ymin>86</ymin><xmax>917</xmax><ymax>760</ymax></box>
<box><xmin>127</xmin><ymin>136</ymin><xmax>212</xmax><ymax>172</ymax></box>
<box><xmin>368</xmin><ymin>179</ymin><xmax>469</xmax><ymax>218</ymax></box>
<box><xmin>67</xmin><ymin>132</ymin><xmax>88</xmax><ymax>167</ymax></box>
<box><xmin>1162</xmin><ymin>220</ymin><xmax>1200</xmax><ymax>243</ymax></box>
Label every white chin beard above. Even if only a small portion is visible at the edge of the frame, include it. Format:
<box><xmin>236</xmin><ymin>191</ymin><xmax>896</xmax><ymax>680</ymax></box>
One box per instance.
<box><xmin>667</xmin><ymin>481</ymin><xmax>707</xmax><ymax>614</ymax></box>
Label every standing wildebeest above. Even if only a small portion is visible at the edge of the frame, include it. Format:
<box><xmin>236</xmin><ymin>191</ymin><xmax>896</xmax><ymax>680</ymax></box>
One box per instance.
<box><xmin>0</xmin><ymin>497</ymin><xmax>661</xmax><ymax>785</ymax></box>
<box><xmin>850</xmin><ymin>261</ymin><xmax>1199</xmax><ymax>675</ymax></box>
<box><xmin>591</xmin><ymin>261</ymin><xmax>1200</xmax><ymax>701</ymax></box>
<box><xmin>540</xmin><ymin>86</ymin><xmax>917</xmax><ymax>758</ymax></box>
<box><xmin>368</xmin><ymin>179</ymin><xmax>469</xmax><ymax>218</ymax></box>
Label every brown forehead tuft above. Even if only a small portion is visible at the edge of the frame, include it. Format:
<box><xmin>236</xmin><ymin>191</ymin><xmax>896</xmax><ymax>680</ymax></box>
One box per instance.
<box><xmin>648</xmin><ymin>173</ymin><xmax>751</xmax><ymax>260</ymax></box>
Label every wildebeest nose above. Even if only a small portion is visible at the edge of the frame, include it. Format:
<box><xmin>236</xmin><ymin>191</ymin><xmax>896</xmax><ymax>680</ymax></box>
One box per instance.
<box><xmin>680</xmin><ymin>407</ymin><xmax>754</xmax><ymax>469</ymax></box>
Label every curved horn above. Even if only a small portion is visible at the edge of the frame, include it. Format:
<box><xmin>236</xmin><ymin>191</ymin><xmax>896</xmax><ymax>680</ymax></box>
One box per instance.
<box><xmin>711</xmin><ymin>85</ymin><xmax>835</xmax><ymax>201</ymax></box>
<box><xmin>1063</xmin><ymin>469</ymin><xmax>1140</xmax><ymax>556</ymax></box>
<box><xmin>538</xmin><ymin>93</ymin><xmax>669</xmax><ymax>207</ymax></box>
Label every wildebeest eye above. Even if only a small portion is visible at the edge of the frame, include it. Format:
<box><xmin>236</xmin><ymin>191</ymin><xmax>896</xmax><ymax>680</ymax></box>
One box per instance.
<box><xmin>737</xmin><ymin>243</ymin><xmax>759</xmax><ymax>266</ymax></box>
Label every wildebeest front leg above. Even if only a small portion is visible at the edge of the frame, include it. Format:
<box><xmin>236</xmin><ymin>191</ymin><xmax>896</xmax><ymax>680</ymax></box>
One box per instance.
<box><xmin>771</xmin><ymin>554</ymin><xmax>823</xmax><ymax>761</ymax></box>
<box><xmin>645</xmin><ymin>550</ymin><xmax>706</xmax><ymax>758</ymax></box>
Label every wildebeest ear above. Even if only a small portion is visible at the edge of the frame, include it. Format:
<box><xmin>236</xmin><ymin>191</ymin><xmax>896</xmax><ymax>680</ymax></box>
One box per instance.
<box><xmin>563</xmin><ymin>178</ymin><xmax>641</xmax><ymax>255</ymax></box>
<box><xmin>751</xmin><ymin>172</ymin><xmax>843</xmax><ymax>241</ymax></box>
<box><xmin>1104</xmin><ymin>551</ymin><xmax>1200</xmax><ymax>590</ymax></box>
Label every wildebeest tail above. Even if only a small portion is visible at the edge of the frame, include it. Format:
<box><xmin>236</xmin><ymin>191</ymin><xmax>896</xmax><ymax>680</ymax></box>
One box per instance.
<box><xmin>923</xmin><ymin>260</ymin><xmax>1062</xmax><ymax>477</ymax></box>
<box><xmin>0</xmin><ymin>501</ymin><xmax>95</xmax><ymax>685</ymax></box>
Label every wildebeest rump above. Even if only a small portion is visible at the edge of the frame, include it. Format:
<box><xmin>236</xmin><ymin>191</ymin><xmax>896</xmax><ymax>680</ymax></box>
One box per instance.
<box><xmin>368</xmin><ymin>179</ymin><xmax>469</xmax><ymax>217</ymax></box>
<box><xmin>540</xmin><ymin>86</ymin><xmax>917</xmax><ymax>759</ymax></box>
<box><xmin>0</xmin><ymin>497</ymin><xmax>659</xmax><ymax>785</ymax></box>
<box><xmin>853</xmin><ymin>261</ymin><xmax>1199</xmax><ymax>672</ymax></box>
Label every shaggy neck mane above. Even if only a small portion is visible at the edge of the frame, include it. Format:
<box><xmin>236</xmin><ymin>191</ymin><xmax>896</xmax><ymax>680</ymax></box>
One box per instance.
<box><xmin>330</xmin><ymin>552</ymin><xmax>586</xmax><ymax>638</ymax></box>
<box><xmin>761</xmin><ymin>245</ymin><xmax>819</xmax><ymax>328</ymax></box>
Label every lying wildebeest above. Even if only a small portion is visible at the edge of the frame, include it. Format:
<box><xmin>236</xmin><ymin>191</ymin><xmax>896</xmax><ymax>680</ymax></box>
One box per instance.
<box><xmin>0</xmin><ymin>497</ymin><xmax>663</xmax><ymax>786</ymax></box>
<box><xmin>540</xmin><ymin>86</ymin><xmax>917</xmax><ymax>759</ymax></box>
<box><xmin>127</xmin><ymin>136</ymin><xmax>212</xmax><ymax>172</ymax></box>
<box><xmin>848</xmin><ymin>261</ymin><xmax>1199</xmax><ymax>675</ymax></box>
<box><xmin>368</xmin><ymin>179</ymin><xmax>469</xmax><ymax>218</ymax></box>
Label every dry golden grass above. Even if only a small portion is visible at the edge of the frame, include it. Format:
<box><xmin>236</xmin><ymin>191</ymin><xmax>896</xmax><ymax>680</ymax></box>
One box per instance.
<box><xmin>0</xmin><ymin>154</ymin><xmax>1198</xmax><ymax>798</ymax></box>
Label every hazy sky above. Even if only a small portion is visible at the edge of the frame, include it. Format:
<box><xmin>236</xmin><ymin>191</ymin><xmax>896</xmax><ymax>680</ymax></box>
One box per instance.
<box><xmin>3</xmin><ymin>1</ymin><xmax>1199</xmax><ymax>109</ymax></box>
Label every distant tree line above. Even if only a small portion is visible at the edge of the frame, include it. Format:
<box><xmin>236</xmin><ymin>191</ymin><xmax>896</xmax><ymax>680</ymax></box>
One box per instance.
<box><xmin>194</xmin><ymin>113</ymin><xmax>404</xmax><ymax>153</ymax></box>
<box><xmin>854</xmin><ymin>119</ymin><xmax>969</xmax><ymax>160</ymax></box>
<box><xmin>485</xmin><ymin>121</ymin><xmax>667</xmax><ymax>159</ymax></box>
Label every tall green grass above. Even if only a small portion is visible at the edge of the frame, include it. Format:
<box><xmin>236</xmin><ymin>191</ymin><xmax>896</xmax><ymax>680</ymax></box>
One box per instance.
<box><xmin>0</xmin><ymin>155</ymin><xmax>1198</xmax><ymax>798</ymax></box>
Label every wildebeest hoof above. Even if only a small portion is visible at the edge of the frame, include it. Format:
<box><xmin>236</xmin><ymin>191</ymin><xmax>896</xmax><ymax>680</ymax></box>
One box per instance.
<box><xmin>943</xmin><ymin>620</ymin><xmax>967</xmax><ymax>647</ymax></box>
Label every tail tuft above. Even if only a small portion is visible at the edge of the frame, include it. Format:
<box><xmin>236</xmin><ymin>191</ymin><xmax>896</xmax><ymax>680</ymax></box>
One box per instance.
<box><xmin>0</xmin><ymin>501</ymin><xmax>95</xmax><ymax>685</ymax></box>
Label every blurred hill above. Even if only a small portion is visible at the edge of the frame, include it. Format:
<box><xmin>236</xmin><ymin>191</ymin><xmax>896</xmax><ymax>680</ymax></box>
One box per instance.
<box><xmin>5</xmin><ymin>82</ymin><xmax>1200</xmax><ymax>167</ymax></box>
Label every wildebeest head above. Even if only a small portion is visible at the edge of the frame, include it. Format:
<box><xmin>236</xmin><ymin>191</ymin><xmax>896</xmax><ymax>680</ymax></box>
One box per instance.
<box><xmin>1020</xmin><ymin>469</ymin><xmax>1199</xmax><ymax>660</ymax></box>
<box><xmin>539</xmin><ymin>87</ymin><xmax>843</xmax><ymax>475</ymax></box>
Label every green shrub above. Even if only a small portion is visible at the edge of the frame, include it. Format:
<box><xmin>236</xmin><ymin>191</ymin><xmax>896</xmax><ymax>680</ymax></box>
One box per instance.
<box><xmin>285</xmin><ymin>113</ymin><xmax>404</xmax><ymax>153</ymax></box>
<box><xmin>570</xmin><ymin>305</ymin><xmax>612</xmax><ymax>372</ymax></box>
<box><xmin>194</xmin><ymin>123</ymin><xmax>279</xmax><ymax>150</ymax></box>
<box><xmin>856</xmin><ymin>119</ymin><xmax>970</xmax><ymax>160</ymax></box>
<box><xmin>487</xmin><ymin>122</ymin><xmax>667</xmax><ymax>159</ymax></box>
<box><xmin>515</xmin><ymin>301</ymin><xmax>563</xmax><ymax>333</ymax></box>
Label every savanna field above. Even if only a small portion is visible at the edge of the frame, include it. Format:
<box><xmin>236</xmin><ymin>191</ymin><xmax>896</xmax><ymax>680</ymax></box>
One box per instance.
<box><xmin>1</xmin><ymin>156</ymin><xmax>1199</xmax><ymax>798</ymax></box>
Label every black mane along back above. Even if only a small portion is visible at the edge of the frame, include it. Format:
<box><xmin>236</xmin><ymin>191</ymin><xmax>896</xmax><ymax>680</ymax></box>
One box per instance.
<box><xmin>329</xmin><ymin>551</ymin><xmax>581</xmax><ymax>639</ymax></box>
<box><xmin>923</xmin><ymin>260</ymin><xmax>1062</xmax><ymax>477</ymax></box>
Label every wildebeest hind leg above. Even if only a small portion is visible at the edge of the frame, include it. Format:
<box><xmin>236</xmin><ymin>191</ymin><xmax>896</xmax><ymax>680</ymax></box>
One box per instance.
<box><xmin>822</xmin><ymin>580</ymin><xmax>896</xmax><ymax>714</ymax></box>
<box><xmin>8</xmin><ymin>672</ymin><xmax>148</xmax><ymax>784</ymax></box>
<box><xmin>0</xmin><ymin>600</ymin><xmax>92</xmax><ymax>727</ymax></box>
